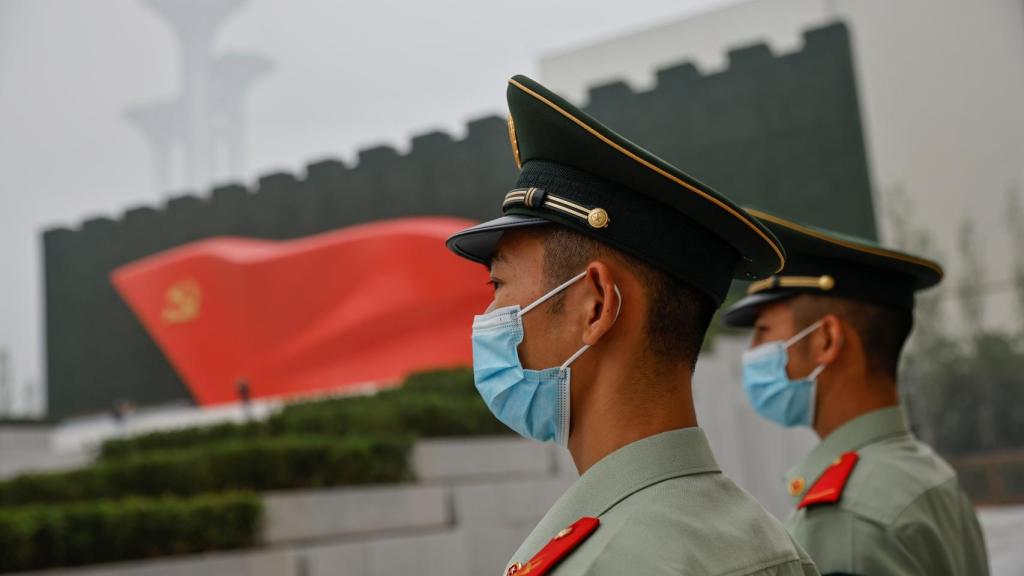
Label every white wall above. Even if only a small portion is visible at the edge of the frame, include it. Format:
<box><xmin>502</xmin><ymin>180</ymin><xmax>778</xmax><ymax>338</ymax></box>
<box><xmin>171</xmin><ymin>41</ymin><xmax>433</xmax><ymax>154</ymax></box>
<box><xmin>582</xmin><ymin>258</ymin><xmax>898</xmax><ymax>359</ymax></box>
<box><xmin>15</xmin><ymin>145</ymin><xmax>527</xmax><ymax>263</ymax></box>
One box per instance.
<box><xmin>539</xmin><ymin>0</ymin><xmax>1024</xmax><ymax>335</ymax></box>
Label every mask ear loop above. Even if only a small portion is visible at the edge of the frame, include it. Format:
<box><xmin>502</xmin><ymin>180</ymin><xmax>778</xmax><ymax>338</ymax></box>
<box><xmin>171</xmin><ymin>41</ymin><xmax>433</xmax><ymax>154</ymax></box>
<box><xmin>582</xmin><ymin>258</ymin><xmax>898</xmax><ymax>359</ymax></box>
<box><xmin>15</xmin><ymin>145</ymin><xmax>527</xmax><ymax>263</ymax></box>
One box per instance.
<box><xmin>789</xmin><ymin>321</ymin><xmax>827</xmax><ymax>426</ymax></box>
<box><xmin>806</xmin><ymin>363</ymin><xmax>826</xmax><ymax>427</ymax></box>
<box><xmin>518</xmin><ymin>271</ymin><xmax>588</xmax><ymax>317</ymax></box>
<box><xmin>560</xmin><ymin>284</ymin><xmax>622</xmax><ymax>369</ymax></box>
<box><xmin>807</xmin><ymin>364</ymin><xmax>826</xmax><ymax>380</ymax></box>
<box><xmin>783</xmin><ymin>319</ymin><xmax>829</xmax><ymax>379</ymax></box>
<box><xmin>783</xmin><ymin>319</ymin><xmax>824</xmax><ymax>349</ymax></box>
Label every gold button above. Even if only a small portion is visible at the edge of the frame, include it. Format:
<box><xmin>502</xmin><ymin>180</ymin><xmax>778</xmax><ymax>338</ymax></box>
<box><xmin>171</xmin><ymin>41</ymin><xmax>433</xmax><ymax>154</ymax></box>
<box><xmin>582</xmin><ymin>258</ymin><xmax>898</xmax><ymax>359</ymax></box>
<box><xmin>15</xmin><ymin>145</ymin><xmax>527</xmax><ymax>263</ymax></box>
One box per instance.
<box><xmin>506</xmin><ymin>561</ymin><xmax>522</xmax><ymax>576</ymax></box>
<box><xmin>789</xmin><ymin>476</ymin><xmax>805</xmax><ymax>496</ymax></box>
<box><xmin>819</xmin><ymin>275</ymin><xmax>835</xmax><ymax>290</ymax></box>
<box><xmin>555</xmin><ymin>526</ymin><xmax>573</xmax><ymax>539</ymax></box>
<box><xmin>587</xmin><ymin>208</ymin><xmax>610</xmax><ymax>229</ymax></box>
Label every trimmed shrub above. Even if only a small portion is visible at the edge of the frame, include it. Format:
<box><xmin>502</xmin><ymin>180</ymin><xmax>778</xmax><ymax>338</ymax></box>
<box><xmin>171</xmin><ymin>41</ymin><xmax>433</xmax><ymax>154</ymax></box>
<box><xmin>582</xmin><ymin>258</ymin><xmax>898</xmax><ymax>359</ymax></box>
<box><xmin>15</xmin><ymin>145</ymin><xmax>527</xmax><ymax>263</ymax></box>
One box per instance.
<box><xmin>400</xmin><ymin>367</ymin><xmax>475</xmax><ymax>396</ymax></box>
<box><xmin>0</xmin><ymin>492</ymin><xmax>261</xmax><ymax>573</ymax></box>
<box><xmin>0</xmin><ymin>436</ymin><xmax>413</xmax><ymax>507</ymax></box>
<box><xmin>99</xmin><ymin>367</ymin><xmax>508</xmax><ymax>460</ymax></box>
<box><xmin>99</xmin><ymin>421</ymin><xmax>265</xmax><ymax>460</ymax></box>
<box><xmin>268</xmin><ymin>393</ymin><xmax>510</xmax><ymax>438</ymax></box>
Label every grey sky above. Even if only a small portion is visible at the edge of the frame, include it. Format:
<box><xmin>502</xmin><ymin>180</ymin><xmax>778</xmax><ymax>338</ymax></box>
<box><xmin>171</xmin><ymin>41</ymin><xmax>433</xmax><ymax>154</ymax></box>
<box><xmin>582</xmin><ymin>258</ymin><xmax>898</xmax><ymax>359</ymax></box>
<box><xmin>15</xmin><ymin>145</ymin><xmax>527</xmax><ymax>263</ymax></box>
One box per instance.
<box><xmin>0</xmin><ymin>0</ymin><xmax>734</xmax><ymax>414</ymax></box>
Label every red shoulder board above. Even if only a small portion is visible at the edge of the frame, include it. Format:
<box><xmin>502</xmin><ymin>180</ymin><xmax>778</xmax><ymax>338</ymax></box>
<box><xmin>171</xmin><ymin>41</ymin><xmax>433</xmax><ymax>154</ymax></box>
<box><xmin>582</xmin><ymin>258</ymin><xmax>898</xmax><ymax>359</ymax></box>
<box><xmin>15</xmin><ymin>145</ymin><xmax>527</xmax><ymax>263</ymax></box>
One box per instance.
<box><xmin>798</xmin><ymin>451</ymin><xmax>859</xmax><ymax>509</ymax></box>
<box><xmin>506</xmin><ymin>517</ymin><xmax>600</xmax><ymax>576</ymax></box>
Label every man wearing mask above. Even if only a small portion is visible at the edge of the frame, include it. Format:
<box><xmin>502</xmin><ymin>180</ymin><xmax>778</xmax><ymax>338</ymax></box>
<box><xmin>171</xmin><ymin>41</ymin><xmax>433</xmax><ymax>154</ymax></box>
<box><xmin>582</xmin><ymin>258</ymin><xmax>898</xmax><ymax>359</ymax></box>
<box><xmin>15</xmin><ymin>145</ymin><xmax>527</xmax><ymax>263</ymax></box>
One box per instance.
<box><xmin>723</xmin><ymin>209</ymin><xmax>989</xmax><ymax>576</ymax></box>
<box><xmin>446</xmin><ymin>76</ymin><xmax>818</xmax><ymax>575</ymax></box>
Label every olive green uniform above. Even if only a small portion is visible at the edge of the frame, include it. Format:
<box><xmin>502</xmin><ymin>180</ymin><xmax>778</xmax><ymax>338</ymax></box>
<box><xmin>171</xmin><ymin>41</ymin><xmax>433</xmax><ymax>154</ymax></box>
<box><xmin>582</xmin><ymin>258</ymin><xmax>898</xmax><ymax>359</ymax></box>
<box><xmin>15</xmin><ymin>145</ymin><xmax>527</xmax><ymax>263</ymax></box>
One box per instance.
<box><xmin>784</xmin><ymin>407</ymin><xmax>989</xmax><ymax>575</ymax></box>
<box><xmin>448</xmin><ymin>76</ymin><xmax>814</xmax><ymax>576</ymax></box>
<box><xmin>506</xmin><ymin>428</ymin><xmax>819</xmax><ymax>576</ymax></box>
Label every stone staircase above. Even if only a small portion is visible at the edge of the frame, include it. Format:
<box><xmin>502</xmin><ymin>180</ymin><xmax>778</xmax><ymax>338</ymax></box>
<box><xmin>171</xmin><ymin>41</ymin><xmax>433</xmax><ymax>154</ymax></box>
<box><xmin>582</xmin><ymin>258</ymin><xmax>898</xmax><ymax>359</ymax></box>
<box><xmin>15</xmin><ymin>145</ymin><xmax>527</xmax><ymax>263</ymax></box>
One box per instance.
<box><xmin>7</xmin><ymin>437</ymin><xmax>576</xmax><ymax>576</ymax></box>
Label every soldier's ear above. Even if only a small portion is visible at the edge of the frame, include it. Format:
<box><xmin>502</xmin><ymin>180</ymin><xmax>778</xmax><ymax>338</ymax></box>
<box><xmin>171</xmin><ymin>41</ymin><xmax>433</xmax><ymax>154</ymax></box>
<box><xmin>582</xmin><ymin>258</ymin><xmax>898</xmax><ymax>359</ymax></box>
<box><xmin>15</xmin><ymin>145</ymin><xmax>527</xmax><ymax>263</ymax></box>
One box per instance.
<box><xmin>815</xmin><ymin>314</ymin><xmax>844</xmax><ymax>365</ymax></box>
<box><xmin>580</xmin><ymin>261</ymin><xmax>621</xmax><ymax>346</ymax></box>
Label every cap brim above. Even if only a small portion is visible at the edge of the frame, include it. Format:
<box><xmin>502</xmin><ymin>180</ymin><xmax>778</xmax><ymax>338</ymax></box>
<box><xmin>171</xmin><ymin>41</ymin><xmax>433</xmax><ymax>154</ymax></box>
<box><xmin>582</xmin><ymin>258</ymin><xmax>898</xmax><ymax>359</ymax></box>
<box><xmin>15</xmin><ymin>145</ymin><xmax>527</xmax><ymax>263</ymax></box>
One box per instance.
<box><xmin>445</xmin><ymin>215</ymin><xmax>550</xmax><ymax>265</ymax></box>
<box><xmin>747</xmin><ymin>209</ymin><xmax>943</xmax><ymax>290</ymax></box>
<box><xmin>721</xmin><ymin>292</ymin><xmax>796</xmax><ymax>327</ymax></box>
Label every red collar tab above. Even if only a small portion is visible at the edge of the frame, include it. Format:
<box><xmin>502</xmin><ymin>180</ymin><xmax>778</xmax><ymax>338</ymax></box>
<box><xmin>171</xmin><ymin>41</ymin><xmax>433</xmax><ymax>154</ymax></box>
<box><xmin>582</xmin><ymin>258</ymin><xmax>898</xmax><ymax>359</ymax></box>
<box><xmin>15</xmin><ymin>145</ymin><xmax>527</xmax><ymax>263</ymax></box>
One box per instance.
<box><xmin>506</xmin><ymin>517</ymin><xmax>600</xmax><ymax>576</ymax></box>
<box><xmin>798</xmin><ymin>451</ymin><xmax>860</xmax><ymax>509</ymax></box>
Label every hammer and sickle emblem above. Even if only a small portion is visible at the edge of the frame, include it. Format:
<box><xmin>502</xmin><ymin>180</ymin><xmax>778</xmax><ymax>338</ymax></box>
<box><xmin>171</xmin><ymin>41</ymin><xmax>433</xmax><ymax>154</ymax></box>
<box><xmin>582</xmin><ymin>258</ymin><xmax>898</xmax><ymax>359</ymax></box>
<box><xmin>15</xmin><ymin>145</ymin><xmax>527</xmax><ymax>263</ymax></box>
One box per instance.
<box><xmin>161</xmin><ymin>278</ymin><xmax>201</xmax><ymax>324</ymax></box>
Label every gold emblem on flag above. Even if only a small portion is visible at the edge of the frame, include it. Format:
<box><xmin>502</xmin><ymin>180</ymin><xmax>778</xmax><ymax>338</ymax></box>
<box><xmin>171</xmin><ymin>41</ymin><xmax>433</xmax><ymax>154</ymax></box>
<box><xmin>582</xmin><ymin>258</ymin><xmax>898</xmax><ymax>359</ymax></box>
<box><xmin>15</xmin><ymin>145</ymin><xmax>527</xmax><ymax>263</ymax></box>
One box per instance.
<box><xmin>162</xmin><ymin>278</ymin><xmax>201</xmax><ymax>324</ymax></box>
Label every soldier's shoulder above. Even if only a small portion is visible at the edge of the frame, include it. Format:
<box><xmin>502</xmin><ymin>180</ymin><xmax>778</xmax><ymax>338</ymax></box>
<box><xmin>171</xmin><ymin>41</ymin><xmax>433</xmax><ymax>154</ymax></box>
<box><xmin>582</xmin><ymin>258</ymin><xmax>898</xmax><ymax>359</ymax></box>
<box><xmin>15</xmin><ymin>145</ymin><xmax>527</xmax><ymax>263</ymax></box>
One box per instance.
<box><xmin>570</xmin><ymin>473</ymin><xmax>812</xmax><ymax>575</ymax></box>
<box><xmin>837</xmin><ymin>436</ymin><xmax>958</xmax><ymax>524</ymax></box>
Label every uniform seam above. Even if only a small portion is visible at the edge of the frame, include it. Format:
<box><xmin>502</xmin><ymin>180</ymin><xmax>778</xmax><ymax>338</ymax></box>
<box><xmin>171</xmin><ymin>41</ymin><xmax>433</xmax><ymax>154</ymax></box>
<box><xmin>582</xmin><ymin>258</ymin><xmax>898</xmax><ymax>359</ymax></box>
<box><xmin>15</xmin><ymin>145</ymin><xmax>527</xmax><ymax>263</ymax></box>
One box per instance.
<box><xmin>718</xmin><ymin>553</ymin><xmax>807</xmax><ymax>576</ymax></box>
<box><xmin>889</xmin><ymin>476</ymin><xmax>961</xmax><ymax>528</ymax></box>
<box><xmin>596</xmin><ymin>468</ymin><xmax>721</xmax><ymax>516</ymax></box>
<box><xmin>840</xmin><ymin>462</ymin><xmax>955</xmax><ymax>524</ymax></box>
<box><xmin>584</xmin><ymin>498</ymin><xmax>804</xmax><ymax>576</ymax></box>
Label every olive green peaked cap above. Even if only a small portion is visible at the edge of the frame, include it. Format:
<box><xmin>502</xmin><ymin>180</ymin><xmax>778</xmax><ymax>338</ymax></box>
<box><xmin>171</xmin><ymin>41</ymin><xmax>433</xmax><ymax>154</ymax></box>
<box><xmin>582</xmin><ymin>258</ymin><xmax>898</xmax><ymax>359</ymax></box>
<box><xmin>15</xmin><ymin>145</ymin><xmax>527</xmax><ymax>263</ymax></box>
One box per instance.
<box><xmin>446</xmin><ymin>75</ymin><xmax>785</xmax><ymax>305</ymax></box>
<box><xmin>723</xmin><ymin>209</ymin><xmax>944</xmax><ymax>326</ymax></box>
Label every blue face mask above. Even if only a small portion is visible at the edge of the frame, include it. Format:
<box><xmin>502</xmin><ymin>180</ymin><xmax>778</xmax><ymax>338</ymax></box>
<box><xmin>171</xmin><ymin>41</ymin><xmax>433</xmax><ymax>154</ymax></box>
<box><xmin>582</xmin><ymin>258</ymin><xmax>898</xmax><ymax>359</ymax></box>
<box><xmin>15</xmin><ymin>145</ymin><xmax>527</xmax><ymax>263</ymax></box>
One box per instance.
<box><xmin>471</xmin><ymin>271</ymin><xmax>620</xmax><ymax>446</ymax></box>
<box><xmin>741</xmin><ymin>319</ymin><xmax>826</xmax><ymax>428</ymax></box>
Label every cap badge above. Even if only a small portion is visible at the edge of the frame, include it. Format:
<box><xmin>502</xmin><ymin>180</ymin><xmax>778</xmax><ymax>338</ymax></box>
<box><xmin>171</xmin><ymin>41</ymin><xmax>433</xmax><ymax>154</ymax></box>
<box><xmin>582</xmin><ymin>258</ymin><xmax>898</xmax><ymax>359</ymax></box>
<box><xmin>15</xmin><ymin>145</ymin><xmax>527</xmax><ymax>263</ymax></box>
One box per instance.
<box><xmin>587</xmin><ymin>208</ymin><xmax>610</xmax><ymax>229</ymax></box>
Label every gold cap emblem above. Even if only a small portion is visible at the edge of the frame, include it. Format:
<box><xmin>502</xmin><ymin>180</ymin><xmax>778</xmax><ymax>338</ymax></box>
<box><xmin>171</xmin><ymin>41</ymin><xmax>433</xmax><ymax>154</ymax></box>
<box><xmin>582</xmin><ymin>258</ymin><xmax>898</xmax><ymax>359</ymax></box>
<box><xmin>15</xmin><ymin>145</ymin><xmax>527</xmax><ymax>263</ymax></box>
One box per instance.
<box><xmin>587</xmin><ymin>208</ymin><xmax>610</xmax><ymax>229</ymax></box>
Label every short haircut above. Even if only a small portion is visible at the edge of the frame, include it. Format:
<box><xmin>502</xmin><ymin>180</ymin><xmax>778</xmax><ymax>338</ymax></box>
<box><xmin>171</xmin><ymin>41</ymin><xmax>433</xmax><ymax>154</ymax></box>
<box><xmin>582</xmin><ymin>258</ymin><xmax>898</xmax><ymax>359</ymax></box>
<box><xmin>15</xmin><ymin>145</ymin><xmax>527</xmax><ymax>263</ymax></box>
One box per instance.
<box><xmin>538</xmin><ymin>226</ymin><xmax>716</xmax><ymax>372</ymax></box>
<box><xmin>790</xmin><ymin>294</ymin><xmax>913</xmax><ymax>378</ymax></box>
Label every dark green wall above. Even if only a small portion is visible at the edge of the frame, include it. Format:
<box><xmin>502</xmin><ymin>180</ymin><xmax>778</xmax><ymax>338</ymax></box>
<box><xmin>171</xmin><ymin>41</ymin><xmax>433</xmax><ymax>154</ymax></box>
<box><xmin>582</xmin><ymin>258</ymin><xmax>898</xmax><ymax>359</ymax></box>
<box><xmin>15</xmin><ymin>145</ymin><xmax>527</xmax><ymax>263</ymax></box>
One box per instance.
<box><xmin>44</xmin><ymin>22</ymin><xmax>874</xmax><ymax>418</ymax></box>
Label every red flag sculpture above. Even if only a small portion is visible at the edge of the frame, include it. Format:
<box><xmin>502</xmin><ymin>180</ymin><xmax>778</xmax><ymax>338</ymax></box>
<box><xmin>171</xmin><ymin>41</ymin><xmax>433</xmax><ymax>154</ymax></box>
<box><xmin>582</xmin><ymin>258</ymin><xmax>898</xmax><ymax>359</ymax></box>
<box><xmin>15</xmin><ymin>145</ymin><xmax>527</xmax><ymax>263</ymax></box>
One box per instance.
<box><xmin>111</xmin><ymin>217</ymin><xmax>492</xmax><ymax>406</ymax></box>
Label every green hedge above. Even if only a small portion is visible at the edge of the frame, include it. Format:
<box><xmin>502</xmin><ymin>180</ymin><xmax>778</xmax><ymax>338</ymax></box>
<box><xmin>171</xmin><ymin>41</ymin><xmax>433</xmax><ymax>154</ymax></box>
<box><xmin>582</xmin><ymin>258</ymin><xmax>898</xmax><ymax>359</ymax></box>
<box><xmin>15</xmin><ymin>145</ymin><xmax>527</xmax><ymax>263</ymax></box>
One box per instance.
<box><xmin>0</xmin><ymin>492</ymin><xmax>261</xmax><ymax>573</ymax></box>
<box><xmin>273</xmin><ymin>367</ymin><xmax>509</xmax><ymax>438</ymax></box>
<box><xmin>99</xmin><ymin>368</ymin><xmax>509</xmax><ymax>461</ymax></box>
<box><xmin>0</xmin><ymin>368</ymin><xmax>502</xmax><ymax>572</ymax></box>
<box><xmin>99</xmin><ymin>421</ymin><xmax>265</xmax><ymax>460</ymax></box>
<box><xmin>1</xmin><ymin>436</ymin><xmax>412</xmax><ymax>507</ymax></box>
<box><xmin>399</xmin><ymin>367</ymin><xmax>477</xmax><ymax>396</ymax></box>
<box><xmin>268</xmin><ymin>391</ymin><xmax>509</xmax><ymax>438</ymax></box>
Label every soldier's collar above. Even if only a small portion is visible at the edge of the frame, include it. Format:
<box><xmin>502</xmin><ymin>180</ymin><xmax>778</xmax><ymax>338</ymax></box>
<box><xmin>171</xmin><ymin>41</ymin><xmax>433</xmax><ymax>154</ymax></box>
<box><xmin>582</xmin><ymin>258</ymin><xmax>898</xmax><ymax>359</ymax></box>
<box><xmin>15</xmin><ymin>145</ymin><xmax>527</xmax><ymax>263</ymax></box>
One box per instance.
<box><xmin>784</xmin><ymin>406</ymin><xmax>911</xmax><ymax>503</ymax></box>
<box><xmin>508</xmin><ymin>428</ymin><xmax>720</xmax><ymax>566</ymax></box>
<box><xmin>555</xmin><ymin>427</ymin><xmax>720</xmax><ymax>517</ymax></box>
<box><xmin>506</xmin><ymin>428</ymin><xmax>720</xmax><ymax>573</ymax></box>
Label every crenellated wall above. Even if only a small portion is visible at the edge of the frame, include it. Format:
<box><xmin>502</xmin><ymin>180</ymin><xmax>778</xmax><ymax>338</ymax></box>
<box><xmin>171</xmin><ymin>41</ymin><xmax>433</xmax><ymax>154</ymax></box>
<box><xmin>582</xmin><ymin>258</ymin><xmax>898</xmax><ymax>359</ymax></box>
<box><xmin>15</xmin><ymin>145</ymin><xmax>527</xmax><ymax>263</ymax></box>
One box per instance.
<box><xmin>43</xmin><ymin>22</ymin><xmax>874</xmax><ymax>417</ymax></box>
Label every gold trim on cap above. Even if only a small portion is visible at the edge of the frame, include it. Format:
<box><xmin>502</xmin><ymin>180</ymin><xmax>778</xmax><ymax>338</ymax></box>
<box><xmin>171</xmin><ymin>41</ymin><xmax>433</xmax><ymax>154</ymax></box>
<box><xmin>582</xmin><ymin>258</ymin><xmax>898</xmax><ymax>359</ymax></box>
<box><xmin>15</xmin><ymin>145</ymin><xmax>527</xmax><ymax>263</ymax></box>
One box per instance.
<box><xmin>747</xmin><ymin>209</ymin><xmax>944</xmax><ymax>279</ymax></box>
<box><xmin>507</xmin><ymin>78</ymin><xmax>784</xmax><ymax>273</ymax></box>
<box><xmin>507</xmin><ymin>115</ymin><xmax>522</xmax><ymax>169</ymax></box>
<box><xmin>503</xmin><ymin>188</ymin><xmax>611</xmax><ymax>229</ymax></box>
<box><xmin>748</xmin><ymin>274</ymin><xmax>835</xmax><ymax>295</ymax></box>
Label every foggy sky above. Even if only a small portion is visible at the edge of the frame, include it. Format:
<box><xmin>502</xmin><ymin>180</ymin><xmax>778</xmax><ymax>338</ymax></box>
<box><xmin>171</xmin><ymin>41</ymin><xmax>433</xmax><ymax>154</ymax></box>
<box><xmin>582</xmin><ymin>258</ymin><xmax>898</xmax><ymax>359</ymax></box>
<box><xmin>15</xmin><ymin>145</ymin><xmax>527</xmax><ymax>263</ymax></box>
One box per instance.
<box><xmin>0</xmin><ymin>0</ymin><xmax>734</xmax><ymax>414</ymax></box>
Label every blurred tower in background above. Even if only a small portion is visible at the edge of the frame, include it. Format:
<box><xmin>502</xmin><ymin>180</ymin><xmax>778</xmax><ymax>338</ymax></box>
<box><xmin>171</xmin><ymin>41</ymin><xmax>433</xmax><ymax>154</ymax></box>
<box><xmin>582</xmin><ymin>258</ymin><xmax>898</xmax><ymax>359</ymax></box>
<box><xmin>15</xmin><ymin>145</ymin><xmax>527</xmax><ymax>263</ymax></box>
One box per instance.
<box><xmin>126</xmin><ymin>0</ymin><xmax>272</xmax><ymax>196</ymax></box>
